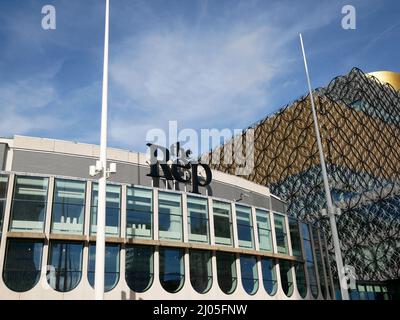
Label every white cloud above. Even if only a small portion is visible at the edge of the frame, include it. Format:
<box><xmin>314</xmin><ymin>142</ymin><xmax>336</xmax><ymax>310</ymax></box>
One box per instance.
<box><xmin>108</xmin><ymin>1</ymin><xmax>342</xmax><ymax>151</ymax></box>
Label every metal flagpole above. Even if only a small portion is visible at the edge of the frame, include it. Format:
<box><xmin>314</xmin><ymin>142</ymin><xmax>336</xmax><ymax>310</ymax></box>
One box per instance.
<box><xmin>299</xmin><ymin>33</ymin><xmax>349</xmax><ymax>300</ymax></box>
<box><xmin>94</xmin><ymin>0</ymin><xmax>110</xmax><ymax>300</ymax></box>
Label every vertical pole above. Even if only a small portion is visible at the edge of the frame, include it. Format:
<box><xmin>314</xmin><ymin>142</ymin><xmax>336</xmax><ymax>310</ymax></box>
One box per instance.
<box><xmin>299</xmin><ymin>34</ymin><xmax>349</xmax><ymax>300</ymax></box>
<box><xmin>95</xmin><ymin>0</ymin><xmax>110</xmax><ymax>300</ymax></box>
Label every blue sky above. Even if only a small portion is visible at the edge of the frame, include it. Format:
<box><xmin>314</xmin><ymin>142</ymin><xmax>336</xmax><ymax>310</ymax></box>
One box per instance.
<box><xmin>0</xmin><ymin>0</ymin><xmax>399</xmax><ymax>153</ymax></box>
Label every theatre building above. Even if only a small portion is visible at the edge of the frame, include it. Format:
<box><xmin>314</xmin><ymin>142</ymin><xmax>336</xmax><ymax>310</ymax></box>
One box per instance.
<box><xmin>0</xmin><ymin>135</ymin><xmax>333</xmax><ymax>300</ymax></box>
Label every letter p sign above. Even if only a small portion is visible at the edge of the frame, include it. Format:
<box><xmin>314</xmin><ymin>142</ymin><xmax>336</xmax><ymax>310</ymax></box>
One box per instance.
<box><xmin>42</xmin><ymin>5</ymin><xmax>56</xmax><ymax>30</ymax></box>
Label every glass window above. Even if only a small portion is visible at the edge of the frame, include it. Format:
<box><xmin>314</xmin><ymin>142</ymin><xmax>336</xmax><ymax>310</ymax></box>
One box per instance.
<box><xmin>10</xmin><ymin>176</ymin><xmax>48</xmax><ymax>232</ymax></box>
<box><xmin>158</xmin><ymin>192</ymin><xmax>182</xmax><ymax>241</ymax></box>
<box><xmin>321</xmin><ymin>232</ymin><xmax>333</xmax><ymax>298</ymax></box>
<box><xmin>88</xmin><ymin>244</ymin><xmax>120</xmax><ymax>292</ymax></box>
<box><xmin>126</xmin><ymin>187</ymin><xmax>152</xmax><ymax>239</ymax></box>
<box><xmin>187</xmin><ymin>196</ymin><xmax>209</xmax><ymax>243</ymax></box>
<box><xmin>240</xmin><ymin>255</ymin><xmax>258</xmax><ymax>295</ymax></box>
<box><xmin>301</xmin><ymin>223</ymin><xmax>318</xmax><ymax>298</ymax></box>
<box><xmin>256</xmin><ymin>209</ymin><xmax>273</xmax><ymax>252</ymax></box>
<box><xmin>159</xmin><ymin>248</ymin><xmax>184</xmax><ymax>293</ymax></box>
<box><xmin>190</xmin><ymin>250</ymin><xmax>212</xmax><ymax>294</ymax></box>
<box><xmin>216</xmin><ymin>252</ymin><xmax>237</xmax><ymax>294</ymax></box>
<box><xmin>274</xmin><ymin>214</ymin><xmax>288</xmax><ymax>254</ymax></box>
<box><xmin>261</xmin><ymin>257</ymin><xmax>277</xmax><ymax>295</ymax></box>
<box><xmin>0</xmin><ymin>175</ymin><xmax>8</xmax><ymax>237</ymax></box>
<box><xmin>125</xmin><ymin>245</ymin><xmax>154</xmax><ymax>293</ymax></box>
<box><xmin>295</xmin><ymin>263</ymin><xmax>307</xmax><ymax>298</ymax></box>
<box><xmin>288</xmin><ymin>218</ymin><xmax>302</xmax><ymax>258</ymax></box>
<box><xmin>3</xmin><ymin>239</ymin><xmax>43</xmax><ymax>292</ymax></box>
<box><xmin>91</xmin><ymin>184</ymin><xmax>121</xmax><ymax>237</ymax></box>
<box><xmin>47</xmin><ymin>241</ymin><xmax>83</xmax><ymax>292</ymax></box>
<box><xmin>51</xmin><ymin>179</ymin><xmax>86</xmax><ymax>235</ymax></box>
<box><xmin>213</xmin><ymin>201</ymin><xmax>233</xmax><ymax>246</ymax></box>
<box><xmin>279</xmin><ymin>260</ymin><xmax>294</xmax><ymax>297</ymax></box>
<box><xmin>313</xmin><ymin>227</ymin><xmax>327</xmax><ymax>299</ymax></box>
<box><xmin>236</xmin><ymin>205</ymin><xmax>254</xmax><ymax>249</ymax></box>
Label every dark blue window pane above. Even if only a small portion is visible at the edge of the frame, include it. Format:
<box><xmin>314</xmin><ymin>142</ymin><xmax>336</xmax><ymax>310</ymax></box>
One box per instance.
<box><xmin>216</xmin><ymin>252</ymin><xmax>237</xmax><ymax>294</ymax></box>
<box><xmin>240</xmin><ymin>255</ymin><xmax>258</xmax><ymax>295</ymax></box>
<box><xmin>261</xmin><ymin>258</ymin><xmax>277</xmax><ymax>295</ymax></box>
<box><xmin>159</xmin><ymin>248</ymin><xmax>184</xmax><ymax>293</ymax></box>
<box><xmin>125</xmin><ymin>245</ymin><xmax>154</xmax><ymax>292</ymax></box>
<box><xmin>190</xmin><ymin>250</ymin><xmax>212</xmax><ymax>294</ymax></box>
<box><xmin>48</xmin><ymin>242</ymin><xmax>83</xmax><ymax>292</ymax></box>
<box><xmin>88</xmin><ymin>244</ymin><xmax>120</xmax><ymax>292</ymax></box>
<box><xmin>3</xmin><ymin>239</ymin><xmax>43</xmax><ymax>292</ymax></box>
<box><xmin>280</xmin><ymin>261</ymin><xmax>293</xmax><ymax>297</ymax></box>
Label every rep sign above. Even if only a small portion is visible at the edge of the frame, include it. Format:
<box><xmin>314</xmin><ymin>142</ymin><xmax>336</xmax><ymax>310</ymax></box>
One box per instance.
<box><xmin>146</xmin><ymin>143</ymin><xmax>212</xmax><ymax>194</ymax></box>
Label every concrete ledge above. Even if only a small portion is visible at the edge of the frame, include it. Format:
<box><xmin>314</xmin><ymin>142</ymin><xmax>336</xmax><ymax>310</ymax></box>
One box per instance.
<box><xmin>7</xmin><ymin>232</ymin><xmax>46</xmax><ymax>240</ymax></box>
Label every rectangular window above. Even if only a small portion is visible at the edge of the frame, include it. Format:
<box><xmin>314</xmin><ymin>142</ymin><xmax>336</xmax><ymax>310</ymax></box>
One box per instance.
<box><xmin>90</xmin><ymin>184</ymin><xmax>121</xmax><ymax>237</ymax></box>
<box><xmin>126</xmin><ymin>187</ymin><xmax>153</xmax><ymax>239</ymax></box>
<box><xmin>0</xmin><ymin>175</ymin><xmax>9</xmax><ymax>237</ymax></box>
<box><xmin>187</xmin><ymin>195</ymin><xmax>209</xmax><ymax>243</ymax></box>
<box><xmin>288</xmin><ymin>218</ymin><xmax>302</xmax><ymax>258</ymax></box>
<box><xmin>274</xmin><ymin>214</ymin><xmax>288</xmax><ymax>254</ymax></box>
<box><xmin>158</xmin><ymin>191</ymin><xmax>182</xmax><ymax>241</ymax></box>
<box><xmin>213</xmin><ymin>201</ymin><xmax>233</xmax><ymax>246</ymax></box>
<box><xmin>236</xmin><ymin>205</ymin><xmax>254</xmax><ymax>249</ymax></box>
<box><xmin>51</xmin><ymin>179</ymin><xmax>86</xmax><ymax>235</ymax></box>
<box><xmin>10</xmin><ymin>176</ymin><xmax>48</xmax><ymax>232</ymax></box>
<box><xmin>256</xmin><ymin>209</ymin><xmax>273</xmax><ymax>252</ymax></box>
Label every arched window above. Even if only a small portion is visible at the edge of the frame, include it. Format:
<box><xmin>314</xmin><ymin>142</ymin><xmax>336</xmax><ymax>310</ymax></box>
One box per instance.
<box><xmin>47</xmin><ymin>241</ymin><xmax>83</xmax><ymax>292</ymax></box>
<box><xmin>159</xmin><ymin>248</ymin><xmax>184</xmax><ymax>293</ymax></box>
<box><xmin>216</xmin><ymin>252</ymin><xmax>237</xmax><ymax>294</ymax></box>
<box><xmin>125</xmin><ymin>245</ymin><xmax>154</xmax><ymax>292</ymax></box>
<box><xmin>88</xmin><ymin>244</ymin><xmax>120</xmax><ymax>292</ymax></box>
<box><xmin>295</xmin><ymin>263</ymin><xmax>307</xmax><ymax>298</ymax></box>
<box><xmin>279</xmin><ymin>260</ymin><xmax>294</xmax><ymax>297</ymax></box>
<box><xmin>190</xmin><ymin>250</ymin><xmax>212</xmax><ymax>294</ymax></box>
<box><xmin>261</xmin><ymin>257</ymin><xmax>277</xmax><ymax>295</ymax></box>
<box><xmin>3</xmin><ymin>239</ymin><xmax>43</xmax><ymax>292</ymax></box>
<box><xmin>240</xmin><ymin>255</ymin><xmax>258</xmax><ymax>295</ymax></box>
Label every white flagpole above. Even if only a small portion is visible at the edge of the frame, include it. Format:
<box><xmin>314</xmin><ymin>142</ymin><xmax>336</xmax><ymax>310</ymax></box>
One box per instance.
<box><xmin>94</xmin><ymin>0</ymin><xmax>110</xmax><ymax>300</ymax></box>
<box><xmin>299</xmin><ymin>33</ymin><xmax>349</xmax><ymax>300</ymax></box>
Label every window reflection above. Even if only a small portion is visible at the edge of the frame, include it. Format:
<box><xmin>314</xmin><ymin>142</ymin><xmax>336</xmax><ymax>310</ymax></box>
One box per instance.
<box><xmin>187</xmin><ymin>196</ymin><xmax>209</xmax><ymax>243</ymax></box>
<box><xmin>47</xmin><ymin>241</ymin><xmax>83</xmax><ymax>292</ymax></box>
<box><xmin>190</xmin><ymin>250</ymin><xmax>212</xmax><ymax>294</ymax></box>
<box><xmin>125</xmin><ymin>245</ymin><xmax>154</xmax><ymax>292</ymax></box>
<box><xmin>216</xmin><ymin>252</ymin><xmax>237</xmax><ymax>294</ymax></box>
<box><xmin>88</xmin><ymin>243</ymin><xmax>120</xmax><ymax>292</ymax></box>
<box><xmin>51</xmin><ymin>179</ymin><xmax>86</xmax><ymax>235</ymax></box>
<box><xmin>158</xmin><ymin>192</ymin><xmax>182</xmax><ymax>241</ymax></box>
<box><xmin>3</xmin><ymin>239</ymin><xmax>43</xmax><ymax>292</ymax></box>
<box><xmin>126</xmin><ymin>187</ymin><xmax>152</xmax><ymax>239</ymax></box>
<box><xmin>159</xmin><ymin>248</ymin><xmax>184</xmax><ymax>293</ymax></box>
<box><xmin>10</xmin><ymin>176</ymin><xmax>48</xmax><ymax>232</ymax></box>
<box><xmin>256</xmin><ymin>209</ymin><xmax>273</xmax><ymax>252</ymax></box>
<box><xmin>91</xmin><ymin>184</ymin><xmax>121</xmax><ymax>237</ymax></box>
<box><xmin>240</xmin><ymin>255</ymin><xmax>258</xmax><ymax>295</ymax></box>
<box><xmin>261</xmin><ymin>257</ymin><xmax>277</xmax><ymax>295</ymax></box>
<box><xmin>236</xmin><ymin>205</ymin><xmax>254</xmax><ymax>249</ymax></box>
<box><xmin>213</xmin><ymin>201</ymin><xmax>232</xmax><ymax>246</ymax></box>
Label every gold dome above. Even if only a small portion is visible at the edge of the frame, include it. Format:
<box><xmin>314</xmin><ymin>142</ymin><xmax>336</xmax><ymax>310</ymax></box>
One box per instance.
<box><xmin>367</xmin><ymin>71</ymin><xmax>400</xmax><ymax>91</ymax></box>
